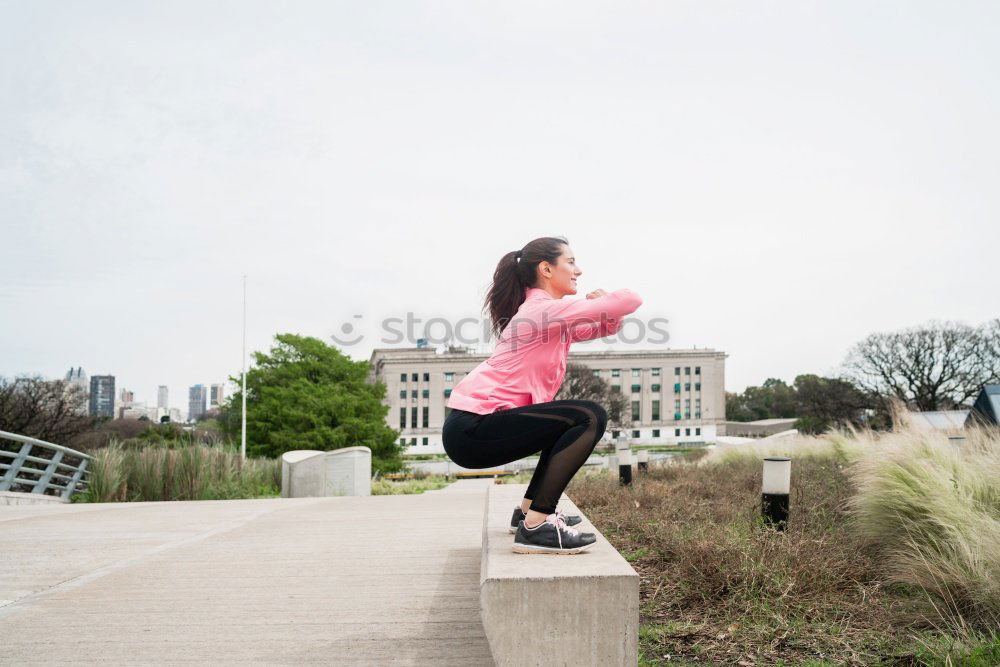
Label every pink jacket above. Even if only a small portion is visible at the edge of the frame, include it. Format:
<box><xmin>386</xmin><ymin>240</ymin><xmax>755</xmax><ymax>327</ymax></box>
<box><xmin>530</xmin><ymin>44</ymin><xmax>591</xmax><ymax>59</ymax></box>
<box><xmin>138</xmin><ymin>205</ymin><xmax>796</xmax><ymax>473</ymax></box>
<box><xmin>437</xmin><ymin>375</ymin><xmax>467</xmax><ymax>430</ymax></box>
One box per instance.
<box><xmin>446</xmin><ymin>286</ymin><xmax>644</xmax><ymax>415</ymax></box>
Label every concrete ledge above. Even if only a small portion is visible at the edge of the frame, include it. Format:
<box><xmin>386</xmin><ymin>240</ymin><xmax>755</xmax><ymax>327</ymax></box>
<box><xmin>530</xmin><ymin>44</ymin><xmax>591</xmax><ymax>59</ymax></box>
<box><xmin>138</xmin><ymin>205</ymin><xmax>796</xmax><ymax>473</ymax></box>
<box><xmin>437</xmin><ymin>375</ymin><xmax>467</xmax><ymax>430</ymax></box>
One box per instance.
<box><xmin>280</xmin><ymin>447</ymin><xmax>371</xmax><ymax>498</ymax></box>
<box><xmin>1</xmin><ymin>491</ymin><xmax>68</xmax><ymax>506</ymax></box>
<box><xmin>480</xmin><ymin>483</ymin><xmax>639</xmax><ymax>666</ymax></box>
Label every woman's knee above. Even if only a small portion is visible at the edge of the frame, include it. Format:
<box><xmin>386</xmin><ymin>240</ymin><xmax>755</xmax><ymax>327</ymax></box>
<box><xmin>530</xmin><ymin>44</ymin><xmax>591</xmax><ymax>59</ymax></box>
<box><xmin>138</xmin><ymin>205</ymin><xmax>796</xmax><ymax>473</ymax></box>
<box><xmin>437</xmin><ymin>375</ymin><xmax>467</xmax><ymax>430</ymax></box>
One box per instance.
<box><xmin>573</xmin><ymin>400</ymin><xmax>608</xmax><ymax>438</ymax></box>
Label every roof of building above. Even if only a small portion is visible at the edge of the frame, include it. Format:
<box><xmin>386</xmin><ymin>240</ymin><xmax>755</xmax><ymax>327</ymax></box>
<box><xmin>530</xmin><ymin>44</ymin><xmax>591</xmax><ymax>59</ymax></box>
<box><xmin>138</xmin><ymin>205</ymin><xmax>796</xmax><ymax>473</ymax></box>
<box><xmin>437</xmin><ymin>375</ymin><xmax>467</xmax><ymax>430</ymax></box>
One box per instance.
<box><xmin>966</xmin><ymin>384</ymin><xmax>1000</xmax><ymax>426</ymax></box>
<box><xmin>911</xmin><ymin>410</ymin><xmax>970</xmax><ymax>429</ymax></box>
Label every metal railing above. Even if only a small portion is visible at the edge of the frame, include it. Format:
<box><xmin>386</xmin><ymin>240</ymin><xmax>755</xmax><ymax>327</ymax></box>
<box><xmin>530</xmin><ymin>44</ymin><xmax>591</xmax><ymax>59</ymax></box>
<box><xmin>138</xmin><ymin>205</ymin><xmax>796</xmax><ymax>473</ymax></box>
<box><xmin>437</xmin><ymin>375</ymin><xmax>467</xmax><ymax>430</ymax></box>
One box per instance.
<box><xmin>0</xmin><ymin>430</ymin><xmax>92</xmax><ymax>500</ymax></box>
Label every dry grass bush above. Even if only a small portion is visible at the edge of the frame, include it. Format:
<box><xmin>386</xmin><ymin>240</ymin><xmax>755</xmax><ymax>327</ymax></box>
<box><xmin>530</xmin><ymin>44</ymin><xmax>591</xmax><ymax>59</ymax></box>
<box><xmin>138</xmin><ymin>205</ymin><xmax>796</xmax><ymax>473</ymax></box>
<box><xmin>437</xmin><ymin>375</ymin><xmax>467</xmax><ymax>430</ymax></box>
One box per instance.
<box><xmin>566</xmin><ymin>414</ymin><xmax>1000</xmax><ymax>664</ymax></box>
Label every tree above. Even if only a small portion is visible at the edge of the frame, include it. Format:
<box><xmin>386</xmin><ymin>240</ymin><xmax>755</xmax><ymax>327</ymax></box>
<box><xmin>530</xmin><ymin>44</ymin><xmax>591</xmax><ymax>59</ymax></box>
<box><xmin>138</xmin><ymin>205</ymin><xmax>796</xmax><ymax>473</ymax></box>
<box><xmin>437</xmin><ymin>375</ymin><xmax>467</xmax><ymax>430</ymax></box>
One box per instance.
<box><xmin>843</xmin><ymin>320</ymin><xmax>1000</xmax><ymax>411</ymax></box>
<box><xmin>0</xmin><ymin>375</ymin><xmax>93</xmax><ymax>444</ymax></box>
<box><xmin>555</xmin><ymin>363</ymin><xmax>631</xmax><ymax>434</ymax></box>
<box><xmin>218</xmin><ymin>333</ymin><xmax>406</xmax><ymax>474</ymax></box>
<box><xmin>725</xmin><ymin>378</ymin><xmax>798</xmax><ymax>422</ymax></box>
<box><xmin>792</xmin><ymin>374</ymin><xmax>870</xmax><ymax>434</ymax></box>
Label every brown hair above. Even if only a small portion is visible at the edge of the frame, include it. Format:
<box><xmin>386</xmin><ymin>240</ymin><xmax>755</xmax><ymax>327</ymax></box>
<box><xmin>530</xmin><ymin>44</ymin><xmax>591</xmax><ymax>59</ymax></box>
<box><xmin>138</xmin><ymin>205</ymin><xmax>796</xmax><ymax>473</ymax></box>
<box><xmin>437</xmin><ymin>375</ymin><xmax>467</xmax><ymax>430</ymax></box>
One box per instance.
<box><xmin>483</xmin><ymin>236</ymin><xmax>569</xmax><ymax>340</ymax></box>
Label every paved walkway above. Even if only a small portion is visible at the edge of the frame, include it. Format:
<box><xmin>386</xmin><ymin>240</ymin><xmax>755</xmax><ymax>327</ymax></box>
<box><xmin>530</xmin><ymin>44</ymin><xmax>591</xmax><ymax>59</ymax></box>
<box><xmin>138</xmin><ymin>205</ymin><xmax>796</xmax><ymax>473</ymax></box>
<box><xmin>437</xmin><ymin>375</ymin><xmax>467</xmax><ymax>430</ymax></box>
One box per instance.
<box><xmin>0</xmin><ymin>479</ymin><xmax>497</xmax><ymax>666</ymax></box>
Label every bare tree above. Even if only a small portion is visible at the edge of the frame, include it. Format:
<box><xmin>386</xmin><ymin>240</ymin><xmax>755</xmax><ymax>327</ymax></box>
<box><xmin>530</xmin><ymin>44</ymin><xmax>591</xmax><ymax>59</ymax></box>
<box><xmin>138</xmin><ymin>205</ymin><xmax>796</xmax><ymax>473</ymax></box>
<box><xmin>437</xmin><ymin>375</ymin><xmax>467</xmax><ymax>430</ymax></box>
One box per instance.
<box><xmin>843</xmin><ymin>320</ymin><xmax>1000</xmax><ymax>411</ymax></box>
<box><xmin>0</xmin><ymin>375</ymin><xmax>94</xmax><ymax>444</ymax></box>
<box><xmin>555</xmin><ymin>362</ymin><xmax>632</xmax><ymax>433</ymax></box>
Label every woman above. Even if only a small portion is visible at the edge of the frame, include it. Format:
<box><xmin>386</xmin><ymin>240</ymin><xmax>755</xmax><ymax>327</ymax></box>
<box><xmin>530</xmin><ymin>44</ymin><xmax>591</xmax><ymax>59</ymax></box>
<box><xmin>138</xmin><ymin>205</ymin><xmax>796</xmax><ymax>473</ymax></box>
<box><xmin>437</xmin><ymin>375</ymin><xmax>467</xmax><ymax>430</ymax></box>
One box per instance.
<box><xmin>441</xmin><ymin>236</ymin><xmax>643</xmax><ymax>554</ymax></box>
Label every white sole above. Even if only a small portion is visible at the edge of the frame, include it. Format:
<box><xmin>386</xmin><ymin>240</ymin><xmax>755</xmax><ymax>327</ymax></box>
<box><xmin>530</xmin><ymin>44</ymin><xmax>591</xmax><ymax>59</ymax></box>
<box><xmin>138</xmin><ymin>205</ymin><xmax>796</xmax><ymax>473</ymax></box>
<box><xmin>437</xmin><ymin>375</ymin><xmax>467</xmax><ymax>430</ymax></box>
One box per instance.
<box><xmin>511</xmin><ymin>541</ymin><xmax>596</xmax><ymax>555</ymax></box>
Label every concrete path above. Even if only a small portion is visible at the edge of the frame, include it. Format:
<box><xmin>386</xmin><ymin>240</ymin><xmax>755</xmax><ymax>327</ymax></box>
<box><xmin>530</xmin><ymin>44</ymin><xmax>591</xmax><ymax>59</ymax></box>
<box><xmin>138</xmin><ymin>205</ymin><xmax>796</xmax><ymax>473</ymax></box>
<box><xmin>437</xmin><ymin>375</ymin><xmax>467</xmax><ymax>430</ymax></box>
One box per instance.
<box><xmin>0</xmin><ymin>479</ymin><xmax>497</xmax><ymax>666</ymax></box>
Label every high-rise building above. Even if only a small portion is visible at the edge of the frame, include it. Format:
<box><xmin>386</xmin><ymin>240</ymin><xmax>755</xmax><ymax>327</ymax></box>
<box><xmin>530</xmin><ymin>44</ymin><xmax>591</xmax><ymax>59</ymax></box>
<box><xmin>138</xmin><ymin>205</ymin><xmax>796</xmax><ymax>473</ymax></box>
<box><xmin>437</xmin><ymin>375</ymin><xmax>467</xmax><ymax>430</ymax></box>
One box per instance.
<box><xmin>65</xmin><ymin>366</ymin><xmax>88</xmax><ymax>390</ymax></box>
<box><xmin>188</xmin><ymin>384</ymin><xmax>208</xmax><ymax>422</ymax></box>
<box><xmin>210</xmin><ymin>383</ymin><xmax>225</xmax><ymax>408</ymax></box>
<box><xmin>89</xmin><ymin>375</ymin><xmax>116</xmax><ymax>418</ymax></box>
<box><xmin>63</xmin><ymin>367</ymin><xmax>89</xmax><ymax>414</ymax></box>
<box><xmin>157</xmin><ymin>385</ymin><xmax>169</xmax><ymax>410</ymax></box>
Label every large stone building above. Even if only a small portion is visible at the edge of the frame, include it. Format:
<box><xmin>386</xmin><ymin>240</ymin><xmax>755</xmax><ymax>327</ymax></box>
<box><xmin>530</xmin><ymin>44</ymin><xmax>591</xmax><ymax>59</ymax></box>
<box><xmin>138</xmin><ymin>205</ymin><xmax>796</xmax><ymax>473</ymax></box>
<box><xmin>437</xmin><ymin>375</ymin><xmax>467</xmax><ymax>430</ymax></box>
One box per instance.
<box><xmin>368</xmin><ymin>346</ymin><xmax>726</xmax><ymax>454</ymax></box>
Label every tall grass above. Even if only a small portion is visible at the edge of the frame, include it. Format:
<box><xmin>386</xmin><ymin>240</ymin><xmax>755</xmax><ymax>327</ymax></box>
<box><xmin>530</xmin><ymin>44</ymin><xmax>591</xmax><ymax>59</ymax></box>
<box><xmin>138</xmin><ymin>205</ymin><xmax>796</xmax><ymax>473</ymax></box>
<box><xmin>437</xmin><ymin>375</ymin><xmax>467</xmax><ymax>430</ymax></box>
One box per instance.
<box><xmin>76</xmin><ymin>439</ymin><xmax>282</xmax><ymax>502</ymax></box>
<box><xmin>845</xmin><ymin>413</ymin><xmax>1000</xmax><ymax>635</ymax></box>
<box><xmin>688</xmin><ymin>413</ymin><xmax>1000</xmax><ymax>636</ymax></box>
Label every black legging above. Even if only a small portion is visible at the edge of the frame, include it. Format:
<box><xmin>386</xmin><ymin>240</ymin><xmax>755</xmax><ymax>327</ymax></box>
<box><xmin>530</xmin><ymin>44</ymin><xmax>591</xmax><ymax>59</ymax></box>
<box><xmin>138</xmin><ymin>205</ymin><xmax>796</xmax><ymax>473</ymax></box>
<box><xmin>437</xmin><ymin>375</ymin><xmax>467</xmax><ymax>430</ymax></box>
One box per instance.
<box><xmin>441</xmin><ymin>399</ymin><xmax>609</xmax><ymax>515</ymax></box>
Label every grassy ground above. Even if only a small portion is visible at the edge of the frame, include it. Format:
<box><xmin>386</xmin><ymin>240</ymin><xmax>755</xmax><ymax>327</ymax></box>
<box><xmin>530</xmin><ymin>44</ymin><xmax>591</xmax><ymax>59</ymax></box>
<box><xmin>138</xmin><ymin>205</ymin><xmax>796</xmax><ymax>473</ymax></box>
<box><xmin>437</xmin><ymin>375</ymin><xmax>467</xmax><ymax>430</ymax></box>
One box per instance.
<box><xmin>564</xmin><ymin>424</ymin><xmax>1000</xmax><ymax>666</ymax></box>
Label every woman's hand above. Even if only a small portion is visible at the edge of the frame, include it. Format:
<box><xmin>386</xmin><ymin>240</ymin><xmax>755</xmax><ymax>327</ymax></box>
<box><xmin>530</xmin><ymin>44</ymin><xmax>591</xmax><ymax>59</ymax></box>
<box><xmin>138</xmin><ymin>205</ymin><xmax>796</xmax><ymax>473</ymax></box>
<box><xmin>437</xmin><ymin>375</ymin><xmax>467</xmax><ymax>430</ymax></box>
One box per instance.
<box><xmin>585</xmin><ymin>289</ymin><xmax>608</xmax><ymax>299</ymax></box>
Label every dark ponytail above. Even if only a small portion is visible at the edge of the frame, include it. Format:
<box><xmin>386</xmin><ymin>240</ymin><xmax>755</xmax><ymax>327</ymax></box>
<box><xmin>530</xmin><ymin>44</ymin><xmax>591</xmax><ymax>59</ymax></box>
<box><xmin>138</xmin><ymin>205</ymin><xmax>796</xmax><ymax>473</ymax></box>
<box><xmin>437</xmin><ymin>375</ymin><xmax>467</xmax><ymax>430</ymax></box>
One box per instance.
<box><xmin>483</xmin><ymin>236</ymin><xmax>569</xmax><ymax>340</ymax></box>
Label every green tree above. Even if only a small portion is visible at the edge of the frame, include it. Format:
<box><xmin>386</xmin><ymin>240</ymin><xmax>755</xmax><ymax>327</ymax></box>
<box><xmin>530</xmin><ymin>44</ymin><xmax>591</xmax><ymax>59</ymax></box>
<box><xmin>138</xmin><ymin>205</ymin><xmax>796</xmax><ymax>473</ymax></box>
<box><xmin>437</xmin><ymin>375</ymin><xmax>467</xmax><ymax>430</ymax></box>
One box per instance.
<box><xmin>218</xmin><ymin>333</ymin><xmax>405</xmax><ymax>474</ymax></box>
<box><xmin>792</xmin><ymin>374</ymin><xmax>870</xmax><ymax>434</ymax></box>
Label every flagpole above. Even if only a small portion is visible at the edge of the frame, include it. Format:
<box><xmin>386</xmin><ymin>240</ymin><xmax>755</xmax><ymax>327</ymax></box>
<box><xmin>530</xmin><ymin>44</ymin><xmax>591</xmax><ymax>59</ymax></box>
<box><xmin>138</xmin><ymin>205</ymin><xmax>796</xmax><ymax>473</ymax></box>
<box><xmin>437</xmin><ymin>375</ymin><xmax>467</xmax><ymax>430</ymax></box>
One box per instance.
<box><xmin>241</xmin><ymin>274</ymin><xmax>247</xmax><ymax>462</ymax></box>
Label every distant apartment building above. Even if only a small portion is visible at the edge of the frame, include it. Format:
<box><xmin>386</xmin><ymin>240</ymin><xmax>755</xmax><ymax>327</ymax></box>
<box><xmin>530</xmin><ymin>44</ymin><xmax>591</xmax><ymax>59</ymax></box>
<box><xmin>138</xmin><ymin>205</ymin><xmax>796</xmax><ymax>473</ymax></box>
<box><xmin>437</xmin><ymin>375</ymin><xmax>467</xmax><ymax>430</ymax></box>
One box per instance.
<box><xmin>65</xmin><ymin>366</ymin><xmax>88</xmax><ymax>390</ymax></box>
<box><xmin>368</xmin><ymin>346</ymin><xmax>727</xmax><ymax>454</ymax></box>
<box><xmin>157</xmin><ymin>385</ymin><xmax>169</xmax><ymax>410</ymax></box>
<box><xmin>88</xmin><ymin>375</ymin><xmax>116</xmax><ymax>418</ymax></box>
<box><xmin>210</xmin><ymin>383</ymin><xmax>225</xmax><ymax>408</ymax></box>
<box><xmin>188</xmin><ymin>384</ymin><xmax>208</xmax><ymax>422</ymax></box>
<box><xmin>64</xmin><ymin>366</ymin><xmax>89</xmax><ymax>414</ymax></box>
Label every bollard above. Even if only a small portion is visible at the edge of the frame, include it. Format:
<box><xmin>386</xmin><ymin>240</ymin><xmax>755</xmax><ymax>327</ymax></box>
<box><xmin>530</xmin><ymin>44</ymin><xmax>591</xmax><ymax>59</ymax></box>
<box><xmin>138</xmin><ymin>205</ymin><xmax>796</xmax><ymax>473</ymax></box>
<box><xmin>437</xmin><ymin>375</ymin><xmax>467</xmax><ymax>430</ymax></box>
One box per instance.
<box><xmin>637</xmin><ymin>449</ymin><xmax>649</xmax><ymax>473</ymax></box>
<box><xmin>616</xmin><ymin>440</ymin><xmax>632</xmax><ymax>486</ymax></box>
<box><xmin>761</xmin><ymin>456</ymin><xmax>791</xmax><ymax>530</ymax></box>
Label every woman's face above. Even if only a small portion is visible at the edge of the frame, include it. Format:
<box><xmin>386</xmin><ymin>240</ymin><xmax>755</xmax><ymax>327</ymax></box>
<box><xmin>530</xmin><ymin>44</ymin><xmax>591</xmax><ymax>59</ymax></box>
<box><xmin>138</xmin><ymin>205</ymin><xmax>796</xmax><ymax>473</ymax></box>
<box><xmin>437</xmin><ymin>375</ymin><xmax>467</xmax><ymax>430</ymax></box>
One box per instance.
<box><xmin>542</xmin><ymin>245</ymin><xmax>582</xmax><ymax>297</ymax></box>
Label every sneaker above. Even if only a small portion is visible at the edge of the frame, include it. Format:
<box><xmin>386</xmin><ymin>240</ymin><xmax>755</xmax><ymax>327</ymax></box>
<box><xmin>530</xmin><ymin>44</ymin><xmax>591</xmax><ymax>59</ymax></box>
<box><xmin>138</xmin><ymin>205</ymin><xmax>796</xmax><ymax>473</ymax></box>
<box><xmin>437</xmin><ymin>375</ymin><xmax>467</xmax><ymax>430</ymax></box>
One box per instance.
<box><xmin>512</xmin><ymin>513</ymin><xmax>597</xmax><ymax>555</ymax></box>
<box><xmin>509</xmin><ymin>506</ymin><xmax>582</xmax><ymax>534</ymax></box>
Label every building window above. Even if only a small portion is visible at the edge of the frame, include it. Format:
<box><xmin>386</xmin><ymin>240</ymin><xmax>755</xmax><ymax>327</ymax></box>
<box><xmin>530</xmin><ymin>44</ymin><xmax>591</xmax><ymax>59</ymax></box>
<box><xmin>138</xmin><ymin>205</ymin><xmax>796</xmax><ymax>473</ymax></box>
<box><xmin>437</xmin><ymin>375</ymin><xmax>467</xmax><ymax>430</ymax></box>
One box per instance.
<box><xmin>652</xmin><ymin>367</ymin><xmax>660</xmax><ymax>376</ymax></box>
<box><xmin>400</xmin><ymin>373</ymin><xmax>407</xmax><ymax>382</ymax></box>
<box><xmin>592</xmin><ymin>369</ymin><xmax>601</xmax><ymax>376</ymax></box>
<box><xmin>444</xmin><ymin>388</ymin><xmax>452</xmax><ymax>397</ymax></box>
<box><xmin>631</xmin><ymin>384</ymin><xmax>641</xmax><ymax>393</ymax></box>
<box><xmin>631</xmin><ymin>400</ymin><xmax>640</xmax><ymax>421</ymax></box>
<box><xmin>695</xmin><ymin>382</ymin><xmax>701</xmax><ymax>391</ymax></box>
<box><xmin>675</xmin><ymin>428</ymin><xmax>680</xmax><ymax>436</ymax></box>
<box><xmin>695</xmin><ymin>398</ymin><xmax>701</xmax><ymax>411</ymax></box>
<box><xmin>674</xmin><ymin>366</ymin><xmax>680</xmax><ymax>375</ymax></box>
<box><xmin>423</xmin><ymin>372</ymin><xmax>429</xmax><ymax>382</ymax></box>
<box><xmin>651</xmin><ymin>383</ymin><xmax>660</xmax><ymax>392</ymax></box>
<box><xmin>684</xmin><ymin>367</ymin><xmax>690</xmax><ymax>375</ymax></box>
<box><xmin>695</xmin><ymin>428</ymin><xmax>701</xmax><ymax>436</ymax></box>
<box><xmin>445</xmin><ymin>372</ymin><xmax>454</xmax><ymax>382</ymax></box>
<box><xmin>652</xmin><ymin>429</ymin><xmax>660</xmax><ymax>437</ymax></box>
<box><xmin>695</xmin><ymin>366</ymin><xmax>701</xmax><ymax>375</ymax></box>
<box><xmin>632</xmin><ymin>430</ymin><xmax>640</xmax><ymax>438</ymax></box>
<box><xmin>695</xmin><ymin>412</ymin><xmax>701</xmax><ymax>418</ymax></box>
<box><xmin>674</xmin><ymin>383</ymin><xmax>681</xmax><ymax>393</ymax></box>
<box><xmin>684</xmin><ymin>383</ymin><xmax>691</xmax><ymax>391</ymax></box>
<box><xmin>612</xmin><ymin>368</ymin><xmax>620</xmax><ymax>377</ymax></box>
<box><xmin>399</xmin><ymin>389</ymin><xmax>406</xmax><ymax>398</ymax></box>
<box><xmin>422</xmin><ymin>389</ymin><xmax>429</xmax><ymax>398</ymax></box>
<box><xmin>422</xmin><ymin>437</ymin><xmax>429</xmax><ymax>446</ymax></box>
<box><xmin>411</xmin><ymin>389</ymin><xmax>417</xmax><ymax>398</ymax></box>
<box><xmin>410</xmin><ymin>407</ymin><xmax>417</xmax><ymax>428</ymax></box>
<box><xmin>399</xmin><ymin>438</ymin><xmax>406</xmax><ymax>446</ymax></box>
<box><xmin>612</xmin><ymin>385</ymin><xmax>621</xmax><ymax>393</ymax></box>
<box><xmin>652</xmin><ymin>400</ymin><xmax>660</xmax><ymax>421</ymax></box>
<box><xmin>410</xmin><ymin>437</ymin><xmax>417</xmax><ymax>446</ymax></box>
<box><xmin>411</xmin><ymin>373</ymin><xmax>418</xmax><ymax>382</ymax></box>
<box><xmin>422</xmin><ymin>407</ymin><xmax>429</xmax><ymax>428</ymax></box>
<box><xmin>399</xmin><ymin>408</ymin><xmax>405</xmax><ymax>429</ymax></box>
<box><xmin>685</xmin><ymin>428</ymin><xmax>691</xmax><ymax>436</ymax></box>
<box><xmin>685</xmin><ymin>411</ymin><xmax>691</xmax><ymax>419</ymax></box>
<box><xmin>611</xmin><ymin>430</ymin><xmax>619</xmax><ymax>439</ymax></box>
<box><xmin>632</xmin><ymin>368</ymin><xmax>641</xmax><ymax>377</ymax></box>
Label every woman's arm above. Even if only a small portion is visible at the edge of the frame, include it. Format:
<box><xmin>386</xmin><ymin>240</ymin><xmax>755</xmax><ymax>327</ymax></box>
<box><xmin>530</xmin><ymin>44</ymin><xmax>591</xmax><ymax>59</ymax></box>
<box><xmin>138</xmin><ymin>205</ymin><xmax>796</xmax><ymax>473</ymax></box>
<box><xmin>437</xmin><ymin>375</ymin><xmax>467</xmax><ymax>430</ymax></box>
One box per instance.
<box><xmin>539</xmin><ymin>288</ymin><xmax>643</xmax><ymax>339</ymax></box>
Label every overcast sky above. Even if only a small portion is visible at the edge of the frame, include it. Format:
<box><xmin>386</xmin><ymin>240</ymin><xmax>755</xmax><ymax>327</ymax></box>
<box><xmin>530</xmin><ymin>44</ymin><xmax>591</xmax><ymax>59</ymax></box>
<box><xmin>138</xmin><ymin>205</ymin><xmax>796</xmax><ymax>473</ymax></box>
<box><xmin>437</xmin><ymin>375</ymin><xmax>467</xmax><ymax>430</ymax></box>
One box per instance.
<box><xmin>2</xmin><ymin>1</ymin><xmax>997</xmax><ymax>411</ymax></box>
